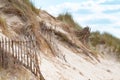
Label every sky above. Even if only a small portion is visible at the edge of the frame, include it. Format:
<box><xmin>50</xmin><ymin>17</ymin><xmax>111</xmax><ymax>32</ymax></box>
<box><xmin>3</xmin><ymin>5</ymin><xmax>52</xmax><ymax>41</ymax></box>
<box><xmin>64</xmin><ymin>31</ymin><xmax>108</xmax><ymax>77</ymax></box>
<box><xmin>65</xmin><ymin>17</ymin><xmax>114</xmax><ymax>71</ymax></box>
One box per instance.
<box><xmin>31</xmin><ymin>0</ymin><xmax>120</xmax><ymax>38</ymax></box>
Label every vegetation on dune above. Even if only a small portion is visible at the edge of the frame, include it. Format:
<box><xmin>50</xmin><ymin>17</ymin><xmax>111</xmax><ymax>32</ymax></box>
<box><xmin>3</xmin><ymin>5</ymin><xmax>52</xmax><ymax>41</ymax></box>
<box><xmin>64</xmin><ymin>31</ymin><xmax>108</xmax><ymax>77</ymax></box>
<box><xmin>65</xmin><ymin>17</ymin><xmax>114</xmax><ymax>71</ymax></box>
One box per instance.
<box><xmin>3</xmin><ymin>0</ymin><xmax>39</xmax><ymax>23</ymax></box>
<box><xmin>90</xmin><ymin>31</ymin><xmax>120</xmax><ymax>56</ymax></box>
<box><xmin>57</xmin><ymin>13</ymin><xmax>120</xmax><ymax>58</ymax></box>
<box><xmin>90</xmin><ymin>31</ymin><xmax>102</xmax><ymax>46</ymax></box>
<box><xmin>4</xmin><ymin>0</ymin><xmax>40</xmax><ymax>36</ymax></box>
<box><xmin>0</xmin><ymin>16</ymin><xmax>20</xmax><ymax>39</ymax></box>
<box><xmin>0</xmin><ymin>0</ymin><xmax>42</xmax><ymax>45</ymax></box>
<box><xmin>0</xmin><ymin>17</ymin><xmax>7</xmax><ymax>29</ymax></box>
<box><xmin>57</xmin><ymin>13</ymin><xmax>85</xmax><ymax>48</ymax></box>
<box><xmin>0</xmin><ymin>17</ymin><xmax>10</xmax><ymax>36</ymax></box>
<box><xmin>57</xmin><ymin>12</ymin><xmax>82</xmax><ymax>30</ymax></box>
<box><xmin>57</xmin><ymin>13</ymin><xmax>90</xmax><ymax>43</ymax></box>
<box><xmin>54</xmin><ymin>31</ymin><xmax>79</xmax><ymax>48</ymax></box>
<box><xmin>22</xmin><ymin>0</ymin><xmax>40</xmax><ymax>15</ymax></box>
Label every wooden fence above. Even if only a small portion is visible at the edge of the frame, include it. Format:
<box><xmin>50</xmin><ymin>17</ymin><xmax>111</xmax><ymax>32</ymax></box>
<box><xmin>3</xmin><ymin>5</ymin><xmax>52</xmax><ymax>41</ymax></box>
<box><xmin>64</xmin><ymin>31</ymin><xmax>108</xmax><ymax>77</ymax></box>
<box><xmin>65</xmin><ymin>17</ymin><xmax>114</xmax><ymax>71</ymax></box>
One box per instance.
<box><xmin>40</xmin><ymin>22</ymin><xmax>60</xmax><ymax>56</ymax></box>
<box><xmin>0</xmin><ymin>36</ymin><xmax>41</xmax><ymax>79</ymax></box>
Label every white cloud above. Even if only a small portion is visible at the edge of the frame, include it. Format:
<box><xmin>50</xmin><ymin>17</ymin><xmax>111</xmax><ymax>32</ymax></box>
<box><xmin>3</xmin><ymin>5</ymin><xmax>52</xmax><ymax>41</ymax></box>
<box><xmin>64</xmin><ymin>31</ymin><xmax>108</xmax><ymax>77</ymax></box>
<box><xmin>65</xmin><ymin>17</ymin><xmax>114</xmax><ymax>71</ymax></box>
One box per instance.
<box><xmin>44</xmin><ymin>2</ymin><xmax>82</xmax><ymax>16</ymax></box>
<box><xmin>60</xmin><ymin>3</ymin><xmax>80</xmax><ymax>12</ymax></box>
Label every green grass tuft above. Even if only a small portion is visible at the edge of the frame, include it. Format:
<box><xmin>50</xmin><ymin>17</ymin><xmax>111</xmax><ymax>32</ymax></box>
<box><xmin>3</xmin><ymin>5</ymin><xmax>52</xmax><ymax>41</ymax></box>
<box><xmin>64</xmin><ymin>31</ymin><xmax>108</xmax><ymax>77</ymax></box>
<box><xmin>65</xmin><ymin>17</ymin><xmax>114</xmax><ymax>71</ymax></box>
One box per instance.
<box><xmin>90</xmin><ymin>31</ymin><xmax>120</xmax><ymax>55</ymax></box>
<box><xmin>57</xmin><ymin>12</ymin><xmax>82</xmax><ymax>30</ymax></box>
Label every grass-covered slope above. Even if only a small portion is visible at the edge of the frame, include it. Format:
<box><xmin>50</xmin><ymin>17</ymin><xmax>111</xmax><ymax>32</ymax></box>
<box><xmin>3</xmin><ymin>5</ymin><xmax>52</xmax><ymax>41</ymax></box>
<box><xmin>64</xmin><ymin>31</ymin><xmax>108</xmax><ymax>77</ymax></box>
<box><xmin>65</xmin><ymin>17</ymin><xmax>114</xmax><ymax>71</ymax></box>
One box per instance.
<box><xmin>90</xmin><ymin>32</ymin><xmax>120</xmax><ymax>57</ymax></box>
<box><xmin>57</xmin><ymin>13</ymin><xmax>120</xmax><ymax>59</ymax></box>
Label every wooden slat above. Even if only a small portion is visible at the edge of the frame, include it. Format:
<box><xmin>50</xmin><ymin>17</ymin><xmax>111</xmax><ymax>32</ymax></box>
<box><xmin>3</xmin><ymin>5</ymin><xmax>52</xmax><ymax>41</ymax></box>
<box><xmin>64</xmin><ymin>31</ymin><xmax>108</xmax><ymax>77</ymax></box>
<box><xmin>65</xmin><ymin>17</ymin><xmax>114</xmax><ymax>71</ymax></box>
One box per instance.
<box><xmin>25</xmin><ymin>37</ymin><xmax>27</xmax><ymax>66</ymax></box>
<box><xmin>4</xmin><ymin>37</ymin><xmax>7</xmax><ymax>69</ymax></box>
<box><xmin>18</xmin><ymin>40</ymin><xmax>20</xmax><ymax>64</ymax></box>
<box><xmin>2</xmin><ymin>37</ymin><xmax>4</xmax><ymax>68</ymax></box>
<box><xmin>1</xmin><ymin>37</ymin><xmax>3</xmax><ymax>67</ymax></box>
<box><xmin>20</xmin><ymin>40</ymin><xmax>22</xmax><ymax>63</ymax></box>
<box><xmin>23</xmin><ymin>40</ymin><xmax>25</xmax><ymax>65</ymax></box>
<box><xmin>0</xmin><ymin>37</ymin><xmax>2</xmax><ymax>66</ymax></box>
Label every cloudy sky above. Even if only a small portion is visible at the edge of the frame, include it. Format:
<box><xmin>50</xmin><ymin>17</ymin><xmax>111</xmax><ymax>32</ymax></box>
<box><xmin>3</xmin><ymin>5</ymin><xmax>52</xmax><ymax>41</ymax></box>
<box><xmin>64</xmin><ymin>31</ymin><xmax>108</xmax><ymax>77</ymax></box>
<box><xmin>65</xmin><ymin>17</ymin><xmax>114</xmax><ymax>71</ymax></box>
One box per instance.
<box><xmin>31</xmin><ymin>0</ymin><xmax>120</xmax><ymax>38</ymax></box>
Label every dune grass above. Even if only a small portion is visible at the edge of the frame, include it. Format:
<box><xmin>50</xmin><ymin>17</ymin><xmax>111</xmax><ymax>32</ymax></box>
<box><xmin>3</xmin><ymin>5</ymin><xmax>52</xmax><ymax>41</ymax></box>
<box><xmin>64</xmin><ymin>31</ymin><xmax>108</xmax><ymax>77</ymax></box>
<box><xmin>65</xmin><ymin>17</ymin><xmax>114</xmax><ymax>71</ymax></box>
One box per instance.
<box><xmin>5</xmin><ymin>0</ymin><xmax>39</xmax><ymax>17</ymax></box>
<box><xmin>23</xmin><ymin>0</ymin><xmax>39</xmax><ymax>15</ymax></box>
<box><xmin>57</xmin><ymin>12</ymin><xmax>82</xmax><ymax>30</ymax></box>
<box><xmin>0</xmin><ymin>17</ymin><xmax>7</xmax><ymax>29</ymax></box>
<box><xmin>90</xmin><ymin>31</ymin><xmax>120</xmax><ymax>55</ymax></box>
<box><xmin>0</xmin><ymin>16</ymin><xmax>17</xmax><ymax>38</ymax></box>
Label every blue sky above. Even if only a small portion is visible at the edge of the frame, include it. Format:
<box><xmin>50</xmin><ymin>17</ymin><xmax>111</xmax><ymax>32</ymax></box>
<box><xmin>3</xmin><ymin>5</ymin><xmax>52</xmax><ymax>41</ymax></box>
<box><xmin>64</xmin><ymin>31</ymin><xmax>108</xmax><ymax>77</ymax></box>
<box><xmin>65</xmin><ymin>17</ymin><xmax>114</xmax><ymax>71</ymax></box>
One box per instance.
<box><xmin>31</xmin><ymin>0</ymin><xmax>120</xmax><ymax>38</ymax></box>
